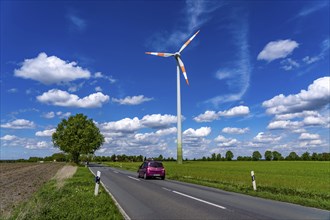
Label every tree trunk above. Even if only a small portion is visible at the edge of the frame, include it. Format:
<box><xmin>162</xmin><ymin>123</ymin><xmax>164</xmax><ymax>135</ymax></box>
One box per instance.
<box><xmin>72</xmin><ymin>152</ymin><xmax>80</xmax><ymax>164</ymax></box>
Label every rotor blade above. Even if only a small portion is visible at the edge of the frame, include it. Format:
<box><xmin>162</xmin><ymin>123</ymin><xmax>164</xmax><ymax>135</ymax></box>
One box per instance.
<box><xmin>177</xmin><ymin>57</ymin><xmax>189</xmax><ymax>85</ymax></box>
<box><xmin>178</xmin><ymin>30</ymin><xmax>200</xmax><ymax>53</ymax></box>
<box><xmin>145</xmin><ymin>52</ymin><xmax>174</xmax><ymax>57</ymax></box>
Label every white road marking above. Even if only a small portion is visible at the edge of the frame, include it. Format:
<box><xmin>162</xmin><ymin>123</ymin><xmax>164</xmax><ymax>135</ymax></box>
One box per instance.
<box><xmin>128</xmin><ymin>176</ymin><xmax>140</xmax><ymax>181</ymax></box>
<box><xmin>162</xmin><ymin>187</ymin><xmax>172</xmax><ymax>192</ymax></box>
<box><xmin>113</xmin><ymin>171</ymin><xmax>119</xmax><ymax>173</ymax></box>
<box><xmin>172</xmin><ymin>190</ymin><xmax>226</xmax><ymax>210</ymax></box>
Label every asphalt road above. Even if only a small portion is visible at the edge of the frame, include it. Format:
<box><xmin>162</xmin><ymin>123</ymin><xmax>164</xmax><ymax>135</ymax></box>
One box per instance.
<box><xmin>89</xmin><ymin>164</ymin><xmax>330</xmax><ymax>220</ymax></box>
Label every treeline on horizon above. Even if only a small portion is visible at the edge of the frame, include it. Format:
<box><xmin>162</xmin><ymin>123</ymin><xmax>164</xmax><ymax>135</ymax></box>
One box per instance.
<box><xmin>1</xmin><ymin>150</ymin><xmax>330</xmax><ymax>163</ymax></box>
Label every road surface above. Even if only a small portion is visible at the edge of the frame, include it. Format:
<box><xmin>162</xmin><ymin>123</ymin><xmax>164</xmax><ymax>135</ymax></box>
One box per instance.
<box><xmin>89</xmin><ymin>164</ymin><xmax>329</xmax><ymax>220</ymax></box>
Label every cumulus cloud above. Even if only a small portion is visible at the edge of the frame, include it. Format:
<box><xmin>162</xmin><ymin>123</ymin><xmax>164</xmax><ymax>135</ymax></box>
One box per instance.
<box><xmin>183</xmin><ymin>127</ymin><xmax>211</xmax><ymax>137</ymax></box>
<box><xmin>42</xmin><ymin>111</ymin><xmax>55</xmax><ymax>119</ymax></box>
<box><xmin>1</xmin><ymin>119</ymin><xmax>35</xmax><ymax>129</ymax></box>
<box><xmin>26</xmin><ymin>141</ymin><xmax>50</xmax><ymax>149</ymax></box>
<box><xmin>141</xmin><ymin>114</ymin><xmax>177</xmax><ymax>129</ymax></box>
<box><xmin>15</xmin><ymin>53</ymin><xmax>91</xmax><ymax>85</ymax></box>
<box><xmin>267</xmin><ymin>120</ymin><xmax>303</xmax><ymax>130</ymax></box>
<box><xmin>257</xmin><ymin>39</ymin><xmax>299</xmax><ymax>62</ymax></box>
<box><xmin>218</xmin><ymin>105</ymin><xmax>250</xmax><ymax>117</ymax></box>
<box><xmin>263</xmin><ymin>77</ymin><xmax>330</xmax><ymax>115</ymax></box>
<box><xmin>193</xmin><ymin>111</ymin><xmax>218</xmax><ymax>122</ymax></box>
<box><xmin>37</xmin><ymin>89</ymin><xmax>109</xmax><ymax>108</ymax></box>
<box><xmin>194</xmin><ymin>106</ymin><xmax>250</xmax><ymax>122</ymax></box>
<box><xmin>100</xmin><ymin>117</ymin><xmax>142</xmax><ymax>133</ymax></box>
<box><xmin>112</xmin><ymin>95</ymin><xmax>153</xmax><ymax>105</ymax></box>
<box><xmin>253</xmin><ymin>132</ymin><xmax>281</xmax><ymax>143</ymax></box>
<box><xmin>214</xmin><ymin>135</ymin><xmax>239</xmax><ymax>147</ymax></box>
<box><xmin>35</xmin><ymin>128</ymin><xmax>56</xmax><ymax>137</ymax></box>
<box><xmin>1</xmin><ymin>135</ymin><xmax>17</xmax><ymax>141</ymax></box>
<box><xmin>299</xmin><ymin>133</ymin><xmax>320</xmax><ymax>140</ymax></box>
<box><xmin>222</xmin><ymin>127</ymin><xmax>249</xmax><ymax>134</ymax></box>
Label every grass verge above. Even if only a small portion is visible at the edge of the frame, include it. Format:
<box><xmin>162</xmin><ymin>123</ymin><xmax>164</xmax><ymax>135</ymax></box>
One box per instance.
<box><xmin>8</xmin><ymin>167</ymin><xmax>123</xmax><ymax>220</ymax></box>
<box><xmin>104</xmin><ymin>161</ymin><xmax>330</xmax><ymax>211</ymax></box>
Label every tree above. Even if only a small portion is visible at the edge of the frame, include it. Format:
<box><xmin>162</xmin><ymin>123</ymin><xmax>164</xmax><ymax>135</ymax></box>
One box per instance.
<box><xmin>264</xmin><ymin>151</ymin><xmax>272</xmax><ymax>161</ymax></box>
<box><xmin>252</xmin><ymin>151</ymin><xmax>262</xmax><ymax>161</ymax></box>
<box><xmin>52</xmin><ymin>114</ymin><xmax>104</xmax><ymax>164</ymax></box>
<box><xmin>225</xmin><ymin>151</ymin><xmax>234</xmax><ymax>161</ymax></box>
<box><xmin>272</xmin><ymin>151</ymin><xmax>283</xmax><ymax>161</ymax></box>
<box><xmin>216</xmin><ymin>153</ymin><xmax>221</xmax><ymax>161</ymax></box>
<box><xmin>286</xmin><ymin>152</ymin><xmax>299</xmax><ymax>161</ymax></box>
<box><xmin>211</xmin><ymin>153</ymin><xmax>217</xmax><ymax>161</ymax></box>
<box><xmin>301</xmin><ymin>152</ymin><xmax>311</xmax><ymax>161</ymax></box>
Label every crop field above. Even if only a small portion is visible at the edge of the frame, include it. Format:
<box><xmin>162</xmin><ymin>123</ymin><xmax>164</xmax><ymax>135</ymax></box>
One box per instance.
<box><xmin>0</xmin><ymin>162</ymin><xmax>64</xmax><ymax>218</ymax></box>
<box><xmin>105</xmin><ymin>161</ymin><xmax>330</xmax><ymax>210</ymax></box>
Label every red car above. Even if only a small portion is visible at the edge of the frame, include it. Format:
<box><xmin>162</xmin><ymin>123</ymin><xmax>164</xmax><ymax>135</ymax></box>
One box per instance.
<box><xmin>137</xmin><ymin>160</ymin><xmax>165</xmax><ymax>180</ymax></box>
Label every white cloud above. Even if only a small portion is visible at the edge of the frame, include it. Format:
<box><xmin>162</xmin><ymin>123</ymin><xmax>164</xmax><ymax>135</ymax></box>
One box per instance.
<box><xmin>281</xmin><ymin>58</ymin><xmax>300</xmax><ymax>70</ymax></box>
<box><xmin>194</xmin><ymin>106</ymin><xmax>250</xmax><ymax>122</ymax></box>
<box><xmin>218</xmin><ymin>105</ymin><xmax>250</xmax><ymax>117</ymax></box>
<box><xmin>253</xmin><ymin>132</ymin><xmax>281</xmax><ymax>143</ymax></box>
<box><xmin>267</xmin><ymin>120</ymin><xmax>303</xmax><ymax>130</ymax></box>
<box><xmin>112</xmin><ymin>95</ymin><xmax>153</xmax><ymax>105</ymax></box>
<box><xmin>42</xmin><ymin>111</ymin><xmax>55</xmax><ymax>119</ymax></box>
<box><xmin>1</xmin><ymin>135</ymin><xmax>17</xmax><ymax>141</ymax></box>
<box><xmin>214</xmin><ymin>135</ymin><xmax>239</xmax><ymax>147</ymax></box>
<box><xmin>302</xmin><ymin>56</ymin><xmax>320</xmax><ymax>64</ymax></box>
<box><xmin>263</xmin><ymin>77</ymin><xmax>330</xmax><ymax>115</ymax></box>
<box><xmin>257</xmin><ymin>39</ymin><xmax>299</xmax><ymax>62</ymax></box>
<box><xmin>26</xmin><ymin>141</ymin><xmax>50</xmax><ymax>149</ymax></box>
<box><xmin>100</xmin><ymin>117</ymin><xmax>142</xmax><ymax>133</ymax></box>
<box><xmin>155</xmin><ymin>127</ymin><xmax>177</xmax><ymax>136</ymax></box>
<box><xmin>1</xmin><ymin>119</ymin><xmax>35</xmax><ymax>129</ymax></box>
<box><xmin>299</xmin><ymin>133</ymin><xmax>320</xmax><ymax>140</ymax></box>
<box><xmin>222</xmin><ymin>127</ymin><xmax>249</xmax><ymax>134</ymax></box>
<box><xmin>35</xmin><ymin>128</ymin><xmax>56</xmax><ymax>137</ymax></box>
<box><xmin>15</xmin><ymin>53</ymin><xmax>91</xmax><ymax>85</ymax></box>
<box><xmin>183</xmin><ymin>127</ymin><xmax>211</xmax><ymax>137</ymax></box>
<box><xmin>37</xmin><ymin>89</ymin><xmax>109</xmax><ymax>108</ymax></box>
<box><xmin>95</xmin><ymin>86</ymin><xmax>102</xmax><ymax>92</ymax></box>
<box><xmin>193</xmin><ymin>111</ymin><xmax>218</xmax><ymax>122</ymax></box>
<box><xmin>94</xmin><ymin>72</ymin><xmax>116</xmax><ymax>83</ymax></box>
<box><xmin>141</xmin><ymin>114</ymin><xmax>177</xmax><ymax>129</ymax></box>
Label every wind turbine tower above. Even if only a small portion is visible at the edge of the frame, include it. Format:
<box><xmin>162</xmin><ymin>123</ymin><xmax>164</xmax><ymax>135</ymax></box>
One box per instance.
<box><xmin>146</xmin><ymin>30</ymin><xmax>200</xmax><ymax>164</ymax></box>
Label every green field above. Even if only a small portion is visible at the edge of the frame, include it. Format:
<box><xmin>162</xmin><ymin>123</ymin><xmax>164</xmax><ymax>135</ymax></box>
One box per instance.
<box><xmin>8</xmin><ymin>167</ymin><xmax>123</xmax><ymax>220</ymax></box>
<box><xmin>105</xmin><ymin>161</ymin><xmax>330</xmax><ymax>210</ymax></box>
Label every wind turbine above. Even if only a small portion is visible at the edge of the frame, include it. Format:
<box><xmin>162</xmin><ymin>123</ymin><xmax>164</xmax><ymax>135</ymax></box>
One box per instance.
<box><xmin>146</xmin><ymin>30</ymin><xmax>200</xmax><ymax>164</ymax></box>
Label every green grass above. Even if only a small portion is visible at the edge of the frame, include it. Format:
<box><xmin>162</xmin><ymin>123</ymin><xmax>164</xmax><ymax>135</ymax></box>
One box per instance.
<box><xmin>104</xmin><ymin>161</ymin><xmax>330</xmax><ymax>210</ymax></box>
<box><xmin>8</xmin><ymin>167</ymin><xmax>123</xmax><ymax>220</ymax></box>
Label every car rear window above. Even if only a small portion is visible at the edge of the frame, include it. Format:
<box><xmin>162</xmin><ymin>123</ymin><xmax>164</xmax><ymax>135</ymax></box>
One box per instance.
<box><xmin>149</xmin><ymin>162</ymin><xmax>163</xmax><ymax>168</ymax></box>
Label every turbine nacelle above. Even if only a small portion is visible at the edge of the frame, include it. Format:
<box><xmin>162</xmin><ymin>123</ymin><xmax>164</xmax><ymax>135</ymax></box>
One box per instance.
<box><xmin>145</xmin><ymin>30</ymin><xmax>200</xmax><ymax>86</ymax></box>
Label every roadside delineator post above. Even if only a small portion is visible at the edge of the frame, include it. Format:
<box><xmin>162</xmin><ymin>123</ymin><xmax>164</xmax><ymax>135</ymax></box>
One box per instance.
<box><xmin>251</xmin><ymin>171</ymin><xmax>257</xmax><ymax>191</ymax></box>
<box><xmin>94</xmin><ymin>171</ymin><xmax>101</xmax><ymax>196</ymax></box>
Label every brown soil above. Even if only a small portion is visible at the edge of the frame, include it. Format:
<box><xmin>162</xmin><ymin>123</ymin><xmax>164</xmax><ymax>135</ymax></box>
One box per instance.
<box><xmin>0</xmin><ymin>162</ymin><xmax>65</xmax><ymax>218</ymax></box>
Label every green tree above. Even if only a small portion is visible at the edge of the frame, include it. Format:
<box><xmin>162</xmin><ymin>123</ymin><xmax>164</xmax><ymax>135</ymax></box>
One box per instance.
<box><xmin>216</xmin><ymin>153</ymin><xmax>221</xmax><ymax>161</ymax></box>
<box><xmin>301</xmin><ymin>152</ymin><xmax>311</xmax><ymax>161</ymax></box>
<box><xmin>252</xmin><ymin>151</ymin><xmax>262</xmax><ymax>161</ymax></box>
<box><xmin>264</xmin><ymin>150</ymin><xmax>272</xmax><ymax>161</ymax></box>
<box><xmin>211</xmin><ymin>153</ymin><xmax>217</xmax><ymax>161</ymax></box>
<box><xmin>225</xmin><ymin>151</ymin><xmax>234</xmax><ymax>161</ymax></box>
<box><xmin>286</xmin><ymin>152</ymin><xmax>299</xmax><ymax>161</ymax></box>
<box><xmin>272</xmin><ymin>151</ymin><xmax>283</xmax><ymax>161</ymax></box>
<box><xmin>52</xmin><ymin>114</ymin><xmax>104</xmax><ymax>164</ymax></box>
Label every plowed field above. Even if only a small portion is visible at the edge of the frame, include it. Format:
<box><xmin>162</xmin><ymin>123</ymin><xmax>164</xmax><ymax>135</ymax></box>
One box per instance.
<box><xmin>0</xmin><ymin>162</ymin><xmax>64</xmax><ymax>218</ymax></box>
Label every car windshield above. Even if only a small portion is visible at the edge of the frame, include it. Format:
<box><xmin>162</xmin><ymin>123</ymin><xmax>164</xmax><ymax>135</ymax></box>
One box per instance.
<box><xmin>149</xmin><ymin>162</ymin><xmax>163</xmax><ymax>168</ymax></box>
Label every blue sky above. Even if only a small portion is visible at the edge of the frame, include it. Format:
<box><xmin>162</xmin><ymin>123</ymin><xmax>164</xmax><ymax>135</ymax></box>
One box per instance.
<box><xmin>1</xmin><ymin>0</ymin><xmax>329</xmax><ymax>160</ymax></box>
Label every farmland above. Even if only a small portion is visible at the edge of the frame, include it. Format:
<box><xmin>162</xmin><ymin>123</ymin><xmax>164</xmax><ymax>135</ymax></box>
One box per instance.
<box><xmin>0</xmin><ymin>162</ymin><xmax>64</xmax><ymax>218</ymax></box>
<box><xmin>105</xmin><ymin>161</ymin><xmax>330</xmax><ymax>210</ymax></box>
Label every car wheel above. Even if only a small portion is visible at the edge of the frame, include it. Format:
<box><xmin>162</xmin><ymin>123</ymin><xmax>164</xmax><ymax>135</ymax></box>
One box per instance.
<box><xmin>161</xmin><ymin>175</ymin><xmax>165</xmax><ymax>180</ymax></box>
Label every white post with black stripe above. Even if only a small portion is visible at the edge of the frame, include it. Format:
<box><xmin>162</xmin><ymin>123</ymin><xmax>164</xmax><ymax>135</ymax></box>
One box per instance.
<box><xmin>94</xmin><ymin>171</ymin><xmax>101</xmax><ymax>196</ymax></box>
<box><xmin>251</xmin><ymin>171</ymin><xmax>257</xmax><ymax>191</ymax></box>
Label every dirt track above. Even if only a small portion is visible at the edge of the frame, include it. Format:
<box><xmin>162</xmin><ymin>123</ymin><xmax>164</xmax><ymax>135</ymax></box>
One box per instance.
<box><xmin>0</xmin><ymin>162</ymin><xmax>64</xmax><ymax>218</ymax></box>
